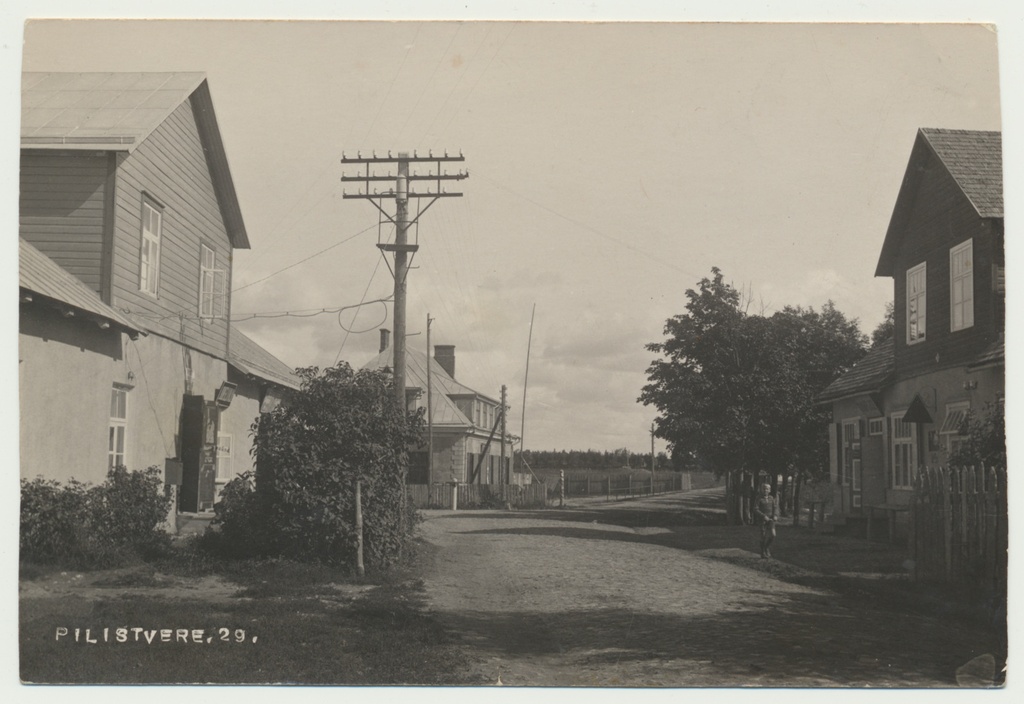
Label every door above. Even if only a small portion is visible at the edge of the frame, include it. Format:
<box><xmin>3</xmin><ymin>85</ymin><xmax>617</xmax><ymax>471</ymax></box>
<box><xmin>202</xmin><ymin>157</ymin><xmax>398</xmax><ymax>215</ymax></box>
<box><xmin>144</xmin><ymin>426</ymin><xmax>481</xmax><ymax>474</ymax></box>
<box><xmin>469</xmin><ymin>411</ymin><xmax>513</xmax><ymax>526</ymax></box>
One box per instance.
<box><xmin>179</xmin><ymin>395</ymin><xmax>220</xmax><ymax>513</ymax></box>
<box><xmin>841</xmin><ymin>419</ymin><xmax>862</xmax><ymax>513</ymax></box>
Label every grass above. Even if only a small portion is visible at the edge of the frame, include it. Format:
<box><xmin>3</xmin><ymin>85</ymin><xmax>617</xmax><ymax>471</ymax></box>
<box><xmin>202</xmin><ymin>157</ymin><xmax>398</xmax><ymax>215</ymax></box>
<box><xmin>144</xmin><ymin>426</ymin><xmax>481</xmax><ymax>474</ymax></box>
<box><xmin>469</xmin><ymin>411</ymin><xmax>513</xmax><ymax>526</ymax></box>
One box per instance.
<box><xmin>19</xmin><ymin>539</ymin><xmax>482</xmax><ymax>685</ymax></box>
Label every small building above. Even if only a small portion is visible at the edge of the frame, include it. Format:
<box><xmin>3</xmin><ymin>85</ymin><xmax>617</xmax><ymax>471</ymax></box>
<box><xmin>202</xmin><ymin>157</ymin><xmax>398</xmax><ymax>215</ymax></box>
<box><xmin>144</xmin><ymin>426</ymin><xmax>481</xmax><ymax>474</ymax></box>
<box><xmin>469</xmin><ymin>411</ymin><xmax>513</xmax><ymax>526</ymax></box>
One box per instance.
<box><xmin>19</xmin><ymin>72</ymin><xmax>299</xmax><ymax>519</ymax></box>
<box><xmin>362</xmin><ymin>330</ymin><xmax>512</xmax><ymax>485</ymax></box>
<box><xmin>819</xmin><ymin>128</ymin><xmax>1004</xmax><ymax>529</ymax></box>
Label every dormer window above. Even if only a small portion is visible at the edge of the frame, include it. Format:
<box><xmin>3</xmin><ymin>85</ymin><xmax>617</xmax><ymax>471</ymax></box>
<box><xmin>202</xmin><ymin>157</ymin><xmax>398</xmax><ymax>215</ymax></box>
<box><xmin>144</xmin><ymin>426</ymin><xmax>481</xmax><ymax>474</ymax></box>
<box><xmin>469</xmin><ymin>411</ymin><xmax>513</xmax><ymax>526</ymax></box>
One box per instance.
<box><xmin>906</xmin><ymin>262</ymin><xmax>926</xmax><ymax>344</ymax></box>
<box><xmin>139</xmin><ymin>199</ymin><xmax>162</xmax><ymax>296</ymax></box>
<box><xmin>950</xmin><ymin>239</ymin><xmax>974</xmax><ymax>331</ymax></box>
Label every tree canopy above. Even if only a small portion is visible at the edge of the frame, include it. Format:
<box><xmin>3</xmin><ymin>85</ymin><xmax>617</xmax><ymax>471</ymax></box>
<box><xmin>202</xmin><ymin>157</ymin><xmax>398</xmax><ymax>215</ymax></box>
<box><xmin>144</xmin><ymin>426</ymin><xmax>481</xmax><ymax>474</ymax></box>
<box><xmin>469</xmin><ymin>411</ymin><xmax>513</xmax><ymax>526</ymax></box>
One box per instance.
<box><xmin>639</xmin><ymin>268</ymin><xmax>867</xmax><ymax>481</ymax></box>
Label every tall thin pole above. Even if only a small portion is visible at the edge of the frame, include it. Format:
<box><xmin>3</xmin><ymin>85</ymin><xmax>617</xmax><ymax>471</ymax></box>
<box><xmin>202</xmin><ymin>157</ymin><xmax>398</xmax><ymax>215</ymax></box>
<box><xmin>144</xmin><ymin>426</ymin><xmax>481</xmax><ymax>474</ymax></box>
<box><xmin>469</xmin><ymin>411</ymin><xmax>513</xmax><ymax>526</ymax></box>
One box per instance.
<box><xmin>393</xmin><ymin>156</ymin><xmax>410</xmax><ymax>411</ymax></box>
<box><xmin>426</xmin><ymin>313</ymin><xmax>434</xmax><ymax>484</ymax></box>
<box><xmin>651</xmin><ymin>423</ymin><xmax>656</xmax><ymax>473</ymax></box>
<box><xmin>519</xmin><ymin>304</ymin><xmax>536</xmax><ymax>474</ymax></box>
<box><xmin>500</xmin><ymin>384</ymin><xmax>508</xmax><ymax>484</ymax></box>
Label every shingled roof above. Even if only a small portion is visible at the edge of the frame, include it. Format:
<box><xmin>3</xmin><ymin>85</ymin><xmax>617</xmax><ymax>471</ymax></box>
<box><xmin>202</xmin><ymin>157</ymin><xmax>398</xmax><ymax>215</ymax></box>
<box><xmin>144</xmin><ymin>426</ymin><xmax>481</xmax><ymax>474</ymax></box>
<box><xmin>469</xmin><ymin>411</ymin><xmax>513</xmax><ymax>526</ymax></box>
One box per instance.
<box><xmin>362</xmin><ymin>346</ymin><xmax>499</xmax><ymax>428</ymax></box>
<box><xmin>228</xmin><ymin>326</ymin><xmax>301</xmax><ymax>391</ymax></box>
<box><xmin>817</xmin><ymin>340</ymin><xmax>895</xmax><ymax>404</ymax></box>
<box><xmin>876</xmin><ymin>128</ymin><xmax>1002</xmax><ymax>277</ymax></box>
<box><xmin>19</xmin><ymin>238</ymin><xmax>144</xmax><ymax>336</ymax></box>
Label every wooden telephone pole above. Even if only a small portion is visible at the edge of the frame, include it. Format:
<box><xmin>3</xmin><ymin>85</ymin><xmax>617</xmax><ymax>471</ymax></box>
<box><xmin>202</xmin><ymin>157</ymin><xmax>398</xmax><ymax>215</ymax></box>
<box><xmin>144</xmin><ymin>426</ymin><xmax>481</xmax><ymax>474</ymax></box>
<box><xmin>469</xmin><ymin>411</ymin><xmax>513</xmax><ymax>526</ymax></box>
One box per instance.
<box><xmin>341</xmin><ymin>151</ymin><xmax>468</xmax><ymax>410</ymax></box>
<box><xmin>341</xmin><ymin>152</ymin><xmax>467</xmax><ymax>553</ymax></box>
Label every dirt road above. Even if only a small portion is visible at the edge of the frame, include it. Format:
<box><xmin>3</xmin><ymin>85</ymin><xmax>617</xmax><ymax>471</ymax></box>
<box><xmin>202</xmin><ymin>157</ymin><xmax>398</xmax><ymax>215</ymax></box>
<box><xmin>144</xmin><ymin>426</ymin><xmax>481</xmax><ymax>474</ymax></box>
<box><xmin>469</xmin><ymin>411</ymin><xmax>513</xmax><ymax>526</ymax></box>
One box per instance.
<box><xmin>418</xmin><ymin>488</ymin><xmax>1003</xmax><ymax>687</ymax></box>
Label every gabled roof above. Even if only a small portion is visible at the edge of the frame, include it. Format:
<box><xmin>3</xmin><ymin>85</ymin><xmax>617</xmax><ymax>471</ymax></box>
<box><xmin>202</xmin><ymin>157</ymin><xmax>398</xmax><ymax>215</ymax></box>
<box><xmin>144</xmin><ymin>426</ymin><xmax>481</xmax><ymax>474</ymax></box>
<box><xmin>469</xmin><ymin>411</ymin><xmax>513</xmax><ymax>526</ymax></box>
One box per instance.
<box><xmin>21</xmin><ymin>72</ymin><xmax>250</xmax><ymax>249</ymax></box>
<box><xmin>362</xmin><ymin>346</ymin><xmax>498</xmax><ymax>427</ymax></box>
<box><xmin>228</xmin><ymin>326</ymin><xmax>301</xmax><ymax>391</ymax></box>
<box><xmin>876</xmin><ymin>128</ymin><xmax>1002</xmax><ymax>277</ymax></box>
<box><xmin>817</xmin><ymin>340</ymin><xmax>895</xmax><ymax>404</ymax></box>
<box><xmin>19</xmin><ymin>238</ymin><xmax>144</xmax><ymax>336</ymax></box>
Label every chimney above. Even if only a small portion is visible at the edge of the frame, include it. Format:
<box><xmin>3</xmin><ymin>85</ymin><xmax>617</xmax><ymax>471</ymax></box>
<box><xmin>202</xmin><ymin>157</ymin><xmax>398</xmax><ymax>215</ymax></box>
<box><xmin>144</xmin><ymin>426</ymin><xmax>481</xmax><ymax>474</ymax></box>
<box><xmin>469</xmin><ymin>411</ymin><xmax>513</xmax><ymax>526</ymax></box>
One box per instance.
<box><xmin>379</xmin><ymin>328</ymin><xmax>391</xmax><ymax>353</ymax></box>
<box><xmin>434</xmin><ymin>344</ymin><xmax>455</xmax><ymax>379</ymax></box>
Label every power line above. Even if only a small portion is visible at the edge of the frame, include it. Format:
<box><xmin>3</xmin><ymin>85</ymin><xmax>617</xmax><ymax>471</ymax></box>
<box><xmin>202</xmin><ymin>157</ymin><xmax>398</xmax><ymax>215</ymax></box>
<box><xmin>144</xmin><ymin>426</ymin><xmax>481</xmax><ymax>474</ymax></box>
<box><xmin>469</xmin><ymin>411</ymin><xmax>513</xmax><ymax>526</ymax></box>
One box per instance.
<box><xmin>232</xmin><ymin>223</ymin><xmax>377</xmax><ymax>293</ymax></box>
<box><xmin>477</xmin><ymin>170</ymin><xmax>702</xmax><ymax>280</ymax></box>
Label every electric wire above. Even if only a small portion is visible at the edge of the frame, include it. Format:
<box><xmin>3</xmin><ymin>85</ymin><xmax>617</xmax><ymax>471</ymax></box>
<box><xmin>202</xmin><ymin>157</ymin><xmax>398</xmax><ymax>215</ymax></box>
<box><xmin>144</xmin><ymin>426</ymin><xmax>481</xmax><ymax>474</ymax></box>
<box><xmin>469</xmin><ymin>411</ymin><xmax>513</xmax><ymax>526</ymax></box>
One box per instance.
<box><xmin>232</xmin><ymin>223</ymin><xmax>377</xmax><ymax>293</ymax></box>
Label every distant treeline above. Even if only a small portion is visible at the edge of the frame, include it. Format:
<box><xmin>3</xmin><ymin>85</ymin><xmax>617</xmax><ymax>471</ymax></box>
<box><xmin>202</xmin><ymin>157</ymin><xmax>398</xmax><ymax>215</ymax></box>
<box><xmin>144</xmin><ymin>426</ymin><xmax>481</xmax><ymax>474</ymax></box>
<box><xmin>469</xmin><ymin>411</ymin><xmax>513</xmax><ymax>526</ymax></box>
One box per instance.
<box><xmin>515</xmin><ymin>449</ymin><xmax>673</xmax><ymax>471</ymax></box>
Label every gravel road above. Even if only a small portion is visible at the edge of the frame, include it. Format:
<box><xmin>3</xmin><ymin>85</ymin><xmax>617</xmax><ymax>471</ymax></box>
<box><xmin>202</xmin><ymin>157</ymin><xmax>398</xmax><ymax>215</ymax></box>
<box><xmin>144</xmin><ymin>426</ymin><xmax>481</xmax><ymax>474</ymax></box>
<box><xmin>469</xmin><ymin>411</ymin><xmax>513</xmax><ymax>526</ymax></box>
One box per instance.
<box><xmin>417</xmin><ymin>488</ymin><xmax>1003</xmax><ymax>687</ymax></box>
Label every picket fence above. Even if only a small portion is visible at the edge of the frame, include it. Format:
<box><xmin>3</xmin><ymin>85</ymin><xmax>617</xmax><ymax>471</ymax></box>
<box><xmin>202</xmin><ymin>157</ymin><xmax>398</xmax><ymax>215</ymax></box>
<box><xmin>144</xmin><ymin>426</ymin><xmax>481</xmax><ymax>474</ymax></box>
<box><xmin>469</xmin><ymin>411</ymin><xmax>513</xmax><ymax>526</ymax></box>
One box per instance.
<box><xmin>407</xmin><ymin>482</ymin><xmax>548</xmax><ymax>510</ymax></box>
<box><xmin>910</xmin><ymin>465</ymin><xmax>1007</xmax><ymax>592</ymax></box>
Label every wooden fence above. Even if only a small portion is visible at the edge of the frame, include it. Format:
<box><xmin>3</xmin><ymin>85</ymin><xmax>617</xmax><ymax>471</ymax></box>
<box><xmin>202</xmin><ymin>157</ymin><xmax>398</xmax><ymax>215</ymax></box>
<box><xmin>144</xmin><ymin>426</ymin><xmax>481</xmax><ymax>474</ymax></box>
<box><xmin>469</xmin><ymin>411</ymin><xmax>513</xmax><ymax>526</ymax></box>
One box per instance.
<box><xmin>407</xmin><ymin>482</ymin><xmax>548</xmax><ymax>510</ymax></box>
<box><xmin>556</xmin><ymin>470</ymin><xmax>722</xmax><ymax>500</ymax></box>
<box><xmin>910</xmin><ymin>465</ymin><xmax>1007</xmax><ymax>593</ymax></box>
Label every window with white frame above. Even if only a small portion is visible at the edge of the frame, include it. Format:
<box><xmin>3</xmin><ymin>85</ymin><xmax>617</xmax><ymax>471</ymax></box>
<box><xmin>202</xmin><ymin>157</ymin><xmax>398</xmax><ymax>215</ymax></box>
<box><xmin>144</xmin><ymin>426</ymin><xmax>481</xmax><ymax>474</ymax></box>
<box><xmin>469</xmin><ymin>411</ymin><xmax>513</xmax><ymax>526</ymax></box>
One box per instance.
<box><xmin>906</xmin><ymin>262</ymin><xmax>926</xmax><ymax>344</ymax></box>
<box><xmin>108</xmin><ymin>385</ymin><xmax>128</xmax><ymax>470</ymax></box>
<box><xmin>216</xmin><ymin>433</ymin><xmax>233</xmax><ymax>481</ymax></box>
<box><xmin>891</xmin><ymin>412</ymin><xmax>917</xmax><ymax>489</ymax></box>
<box><xmin>940</xmin><ymin>402</ymin><xmax>971</xmax><ymax>457</ymax></box>
<box><xmin>950</xmin><ymin>240</ymin><xmax>974</xmax><ymax>332</ymax></box>
<box><xmin>868</xmin><ymin>418</ymin><xmax>884</xmax><ymax>436</ymax></box>
<box><xmin>199</xmin><ymin>243</ymin><xmax>225</xmax><ymax>319</ymax></box>
<box><xmin>139</xmin><ymin>200</ymin><xmax>162</xmax><ymax>296</ymax></box>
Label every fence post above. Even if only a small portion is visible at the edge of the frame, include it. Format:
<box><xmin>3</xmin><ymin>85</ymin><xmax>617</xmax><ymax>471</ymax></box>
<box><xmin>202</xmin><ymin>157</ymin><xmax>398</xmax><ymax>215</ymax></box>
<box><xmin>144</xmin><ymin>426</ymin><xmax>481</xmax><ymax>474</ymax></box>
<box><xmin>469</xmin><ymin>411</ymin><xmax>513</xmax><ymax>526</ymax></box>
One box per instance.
<box><xmin>627</xmin><ymin>474</ymin><xmax>632</xmax><ymax>497</ymax></box>
<box><xmin>354</xmin><ymin>479</ymin><xmax>365</xmax><ymax>577</ymax></box>
<box><xmin>559</xmin><ymin>469</ymin><xmax>564</xmax><ymax>508</ymax></box>
<box><xmin>606</xmin><ymin>476</ymin><xmax>611</xmax><ymax>501</ymax></box>
<box><xmin>940</xmin><ymin>467</ymin><xmax>952</xmax><ymax>582</ymax></box>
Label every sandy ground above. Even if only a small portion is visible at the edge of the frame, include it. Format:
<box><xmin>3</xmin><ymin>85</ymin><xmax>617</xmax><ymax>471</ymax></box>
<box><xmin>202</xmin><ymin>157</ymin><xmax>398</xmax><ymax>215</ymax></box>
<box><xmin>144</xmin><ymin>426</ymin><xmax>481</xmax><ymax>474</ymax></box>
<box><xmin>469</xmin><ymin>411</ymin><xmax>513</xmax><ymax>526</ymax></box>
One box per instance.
<box><xmin>417</xmin><ymin>488</ymin><xmax>1003</xmax><ymax>687</ymax></box>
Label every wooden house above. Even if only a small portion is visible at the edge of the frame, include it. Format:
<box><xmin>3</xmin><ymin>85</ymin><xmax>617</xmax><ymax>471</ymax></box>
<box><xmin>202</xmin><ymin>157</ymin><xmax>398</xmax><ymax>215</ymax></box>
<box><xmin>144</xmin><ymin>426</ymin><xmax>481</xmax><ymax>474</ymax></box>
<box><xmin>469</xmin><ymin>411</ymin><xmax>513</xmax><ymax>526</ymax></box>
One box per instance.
<box><xmin>19</xmin><ymin>72</ymin><xmax>299</xmax><ymax>519</ymax></box>
<box><xmin>362</xmin><ymin>330</ymin><xmax>512</xmax><ymax>486</ymax></box>
<box><xmin>819</xmin><ymin>128</ymin><xmax>1004</xmax><ymax>530</ymax></box>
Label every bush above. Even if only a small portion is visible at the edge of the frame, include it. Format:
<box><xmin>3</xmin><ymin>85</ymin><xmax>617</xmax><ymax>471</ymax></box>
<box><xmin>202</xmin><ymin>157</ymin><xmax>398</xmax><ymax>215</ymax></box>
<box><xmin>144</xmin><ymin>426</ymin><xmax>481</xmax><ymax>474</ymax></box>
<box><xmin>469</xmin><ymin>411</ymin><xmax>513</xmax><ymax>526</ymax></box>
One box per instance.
<box><xmin>222</xmin><ymin>363</ymin><xmax>422</xmax><ymax>569</ymax></box>
<box><xmin>20</xmin><ymin>466</ymin><xmax>172</xmax><ymax>569</ymax></box>
<box><xmin>204</xmin><ymin>471</ymin><xmax>267</xmax><ymax>560</ymax></box>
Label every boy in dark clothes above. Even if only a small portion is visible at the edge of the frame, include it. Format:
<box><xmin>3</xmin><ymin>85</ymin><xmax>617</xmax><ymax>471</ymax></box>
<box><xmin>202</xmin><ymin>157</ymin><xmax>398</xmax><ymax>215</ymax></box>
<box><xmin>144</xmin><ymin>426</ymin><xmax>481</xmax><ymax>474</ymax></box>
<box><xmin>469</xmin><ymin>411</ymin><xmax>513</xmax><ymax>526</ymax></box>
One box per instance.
<box><xmin>753</xmin><ymin>482</ymin><xmax>778</xmax><ymax>558</ymax></box>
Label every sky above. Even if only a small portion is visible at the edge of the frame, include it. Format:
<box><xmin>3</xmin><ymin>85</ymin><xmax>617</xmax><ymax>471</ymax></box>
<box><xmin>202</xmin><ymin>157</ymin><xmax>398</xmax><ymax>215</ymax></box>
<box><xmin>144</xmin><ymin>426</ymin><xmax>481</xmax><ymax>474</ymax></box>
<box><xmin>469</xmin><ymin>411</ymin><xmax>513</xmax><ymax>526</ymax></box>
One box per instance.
<box><xmin>3</xmin><ymin>5</ymin><xmax>1009</xmax><ymax>461</ymax></box>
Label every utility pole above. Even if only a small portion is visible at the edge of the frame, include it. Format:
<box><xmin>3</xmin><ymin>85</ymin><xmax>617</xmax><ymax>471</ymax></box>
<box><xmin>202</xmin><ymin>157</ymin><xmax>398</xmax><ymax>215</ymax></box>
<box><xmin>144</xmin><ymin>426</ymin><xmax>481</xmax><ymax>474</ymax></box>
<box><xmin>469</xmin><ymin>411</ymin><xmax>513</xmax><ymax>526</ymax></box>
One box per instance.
<box><xmin>342</xmin><ymin>150</ymin><xmax>467</xmax><ymax>546</ymax></box>
<box><xmin>427</xmin><ymin>313</ymin><xmax>434</xmax><ymax>484</ymax></box>
<box><xmin>651</xmin><ymin>422</ymin><xmax>656</xmax><ymax>473</ymax></box>
<box><xmin>500</xmin><ymin>385</ymin><xmax>508</xmax><ymax>484</ymax></box>
<box><xmin>341</xmin><ymin>150</ymin><xmax>468</xmax><ymax>408</ymax></box>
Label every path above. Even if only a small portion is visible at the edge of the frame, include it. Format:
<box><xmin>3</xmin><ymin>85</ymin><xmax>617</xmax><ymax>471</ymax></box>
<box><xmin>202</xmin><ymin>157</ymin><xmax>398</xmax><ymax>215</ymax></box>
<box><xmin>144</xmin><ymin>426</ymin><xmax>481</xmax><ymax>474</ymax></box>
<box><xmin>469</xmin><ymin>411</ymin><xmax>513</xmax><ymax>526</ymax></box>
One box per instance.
<box><xmin>417</xmin><ymin>488</ymin><xmax>1002</xmax><ymax>687</ymax></box>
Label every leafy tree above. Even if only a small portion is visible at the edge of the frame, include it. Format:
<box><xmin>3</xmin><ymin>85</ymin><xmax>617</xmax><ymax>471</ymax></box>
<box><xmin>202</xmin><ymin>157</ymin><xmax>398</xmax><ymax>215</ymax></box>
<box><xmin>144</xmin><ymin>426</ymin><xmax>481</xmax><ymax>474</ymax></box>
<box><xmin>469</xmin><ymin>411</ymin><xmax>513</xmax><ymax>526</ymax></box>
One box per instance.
<box><xmin>245</xmin><ymin>362</ymin><xmax>423</xmax><ymax>568</ymax></box>
<box><xmin>639</xmin><ymin>268</ymin><xmax>867</xmax><ymax>522</ymax></box>
<box><xmin>871</xmin><ymin>302</ymin><xmax>895</xmax><ymax>347</ymax></box>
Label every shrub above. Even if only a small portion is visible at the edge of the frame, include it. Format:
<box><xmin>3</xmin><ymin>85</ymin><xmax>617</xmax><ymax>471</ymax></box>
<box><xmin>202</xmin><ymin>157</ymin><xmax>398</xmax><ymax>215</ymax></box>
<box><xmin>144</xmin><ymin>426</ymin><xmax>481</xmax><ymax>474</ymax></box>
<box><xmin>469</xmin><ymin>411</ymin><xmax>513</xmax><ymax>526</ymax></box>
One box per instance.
<box><xmin>205</xmin><ymin>471</ymin><xmax>267</xmax><ymax>560</ymax></box>
<box><xmin>20</xmin><ymin>477</ymin><xmax>90</xmax><ymax>565</ymax></box>
<box><xmin>230</xmin><ymin>363</ymin><xmax>422</xmax><ymax>569</ymax></box>
<box><xmin>20</xmin><ymin>466</ymin><xmax>172</xmax><ymax>569</ymax></box>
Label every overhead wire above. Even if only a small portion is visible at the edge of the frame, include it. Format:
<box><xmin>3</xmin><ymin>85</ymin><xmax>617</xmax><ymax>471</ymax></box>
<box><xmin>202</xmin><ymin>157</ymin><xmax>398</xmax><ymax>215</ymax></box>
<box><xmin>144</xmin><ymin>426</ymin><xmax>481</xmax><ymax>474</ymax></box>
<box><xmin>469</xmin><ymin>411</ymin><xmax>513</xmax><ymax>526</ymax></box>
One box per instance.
<box><xmin>475</xmin><ymin>170</ymin><xmax>703</xmax><ymax>281</ymax></box>
<box><xmin>231</xmin><ymin>223</ymin><xmax>377</xmax><ymax>293</ymax></box>
<box><xmin>334</xmin><ymin>225</ymin><xmax>395</xmax><ymax>364</ymax></box>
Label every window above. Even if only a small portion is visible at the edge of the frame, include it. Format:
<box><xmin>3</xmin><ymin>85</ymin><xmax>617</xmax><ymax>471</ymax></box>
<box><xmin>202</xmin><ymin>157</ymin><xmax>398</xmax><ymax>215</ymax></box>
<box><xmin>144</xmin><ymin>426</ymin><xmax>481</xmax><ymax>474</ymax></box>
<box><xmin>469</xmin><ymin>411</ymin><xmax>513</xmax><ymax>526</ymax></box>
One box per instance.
<box><xmin>199</xmin><ymin>244</ymin><xmax>225</xmax><ymax>319</ymax></box>
<box><xmin>139</xmin><ymin>200</ymin><xmax>162</xmax><ymax>296</ymax></box>
<box><xmin>891</xmin><ymin>412</ymin><xmax>917</xmax><ymax>489</ymax></box>
<box><xmin>940</xmin><ymin>402</ymin><xmax>970</xmax><ymax>456</ymax></box>
<box><xmin>906</xmin><ymin>262</ymin><xmax>926</xmax><ymax>344</ymax></box>
<box><xmin>216</xmin><ymin>433</ymin><xmax>233</xmax><ymax>481</ymax></box>
<box><xmin>868</xmin><ymin>418</ymin><xmax>884</xmax><ymax>436</ymax></box>
<box><xmin>950</xmin><ymin>240</ymin><xmax>974</xmax><ymax>331</ymax></box>
<box><xmin>108</xmin><ymin>385</ymin><xmax>128</xmax><ymax>469</ymax></box>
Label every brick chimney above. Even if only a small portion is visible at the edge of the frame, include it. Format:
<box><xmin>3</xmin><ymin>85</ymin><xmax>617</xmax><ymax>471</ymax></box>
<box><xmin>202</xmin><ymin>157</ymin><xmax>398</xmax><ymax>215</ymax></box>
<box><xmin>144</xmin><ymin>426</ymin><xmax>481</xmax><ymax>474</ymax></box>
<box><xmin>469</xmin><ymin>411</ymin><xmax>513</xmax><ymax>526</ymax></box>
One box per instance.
<box><xmin>434</xmin><ymin>344</ymin><xmax>455</xmax><ymax>379</ymax></box>
<box><xmin>379</xmin><ymin>328</ymin><xmax>391</xmax><ymax>353</ymax></box>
